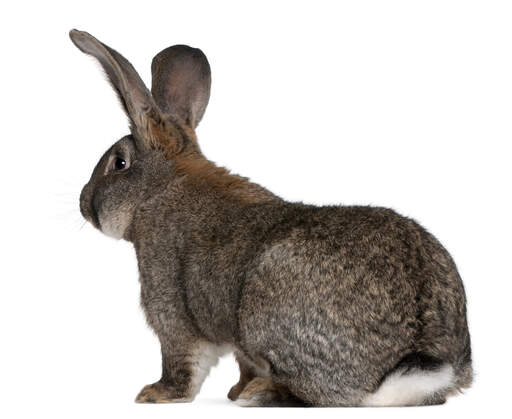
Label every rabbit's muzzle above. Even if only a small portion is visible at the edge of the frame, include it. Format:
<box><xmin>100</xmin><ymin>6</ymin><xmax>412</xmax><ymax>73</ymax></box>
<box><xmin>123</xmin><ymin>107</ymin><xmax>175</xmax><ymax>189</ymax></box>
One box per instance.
<box><xmin>80</xmin><ymin>182</ymin><xmax>100</xmax><ymax>229</ymax></box>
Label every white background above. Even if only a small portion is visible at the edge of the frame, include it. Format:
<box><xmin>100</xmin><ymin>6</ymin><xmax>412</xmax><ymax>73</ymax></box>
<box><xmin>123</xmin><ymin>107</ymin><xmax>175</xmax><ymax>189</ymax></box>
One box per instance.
<box><xmin>1</xmin><ymin>1</ymin><xmax>511</xmax><ymax>417</ymax></box>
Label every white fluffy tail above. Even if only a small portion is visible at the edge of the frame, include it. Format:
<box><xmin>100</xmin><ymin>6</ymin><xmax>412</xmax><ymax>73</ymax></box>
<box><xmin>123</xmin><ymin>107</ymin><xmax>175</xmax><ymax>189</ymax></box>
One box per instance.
<box><xmin>362</xmin><ymin>364</ymin><xmax>454</xmax><ymax>407</ymax></box>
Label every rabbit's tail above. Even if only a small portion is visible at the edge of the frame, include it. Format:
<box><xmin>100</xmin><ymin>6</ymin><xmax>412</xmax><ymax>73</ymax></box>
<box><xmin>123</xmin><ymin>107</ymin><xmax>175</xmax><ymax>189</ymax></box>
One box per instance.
<box><xmin>363</xmin><ymin>339</ymin><xmax>473</xmax><ymax>407</ymax></box>
<box><xmin>362</xmin><ymin>346</ymin><xmax>473</xmax><ymax>407</ymax></box>
<box><xmin>362</xmin><ymin>354</ymin><xmax>454</xmax><ymax>406</ymax></box>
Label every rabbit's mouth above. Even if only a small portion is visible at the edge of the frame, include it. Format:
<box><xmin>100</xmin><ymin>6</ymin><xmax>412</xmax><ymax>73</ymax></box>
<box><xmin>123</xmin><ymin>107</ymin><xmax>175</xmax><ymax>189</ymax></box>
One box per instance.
<box><xmin>82</xmin><ymin>200</ymin><xmax>101</xmax><ymax>231</ymax></box>
<box><xmin>89</xmin><ymin>202</ymin><xmax>101</xmax><ymax>230</ymax></box>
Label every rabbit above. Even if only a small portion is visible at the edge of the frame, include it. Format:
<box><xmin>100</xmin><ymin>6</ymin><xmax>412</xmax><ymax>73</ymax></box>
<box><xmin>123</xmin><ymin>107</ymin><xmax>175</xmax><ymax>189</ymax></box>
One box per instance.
<box><xmin>70</xmin><ymin>29</ymin><xmax>472</xmax><ymax>407</ymax></box>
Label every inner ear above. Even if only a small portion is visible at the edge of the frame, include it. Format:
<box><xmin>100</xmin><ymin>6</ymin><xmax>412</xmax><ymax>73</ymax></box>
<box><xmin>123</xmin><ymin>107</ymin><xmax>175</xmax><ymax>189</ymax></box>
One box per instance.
<box><xmin>151</xmin><ymin>45</ymin><xmax>211</xmax><ymax>129</ymax></box>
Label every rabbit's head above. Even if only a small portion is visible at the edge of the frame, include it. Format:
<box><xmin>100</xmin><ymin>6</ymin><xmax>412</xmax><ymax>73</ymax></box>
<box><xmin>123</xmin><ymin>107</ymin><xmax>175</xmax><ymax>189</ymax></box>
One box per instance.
<box><xmin>70</xmin><ymin>30</ymin><xmax>211</xmax><ymax>239</ymax></box>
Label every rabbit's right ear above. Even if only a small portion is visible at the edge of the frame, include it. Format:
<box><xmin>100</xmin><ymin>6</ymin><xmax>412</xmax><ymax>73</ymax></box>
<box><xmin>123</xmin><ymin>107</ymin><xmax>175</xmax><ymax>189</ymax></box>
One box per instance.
<box><xmin>151</xmin><ymin>45</ymin><xmax>211</xmax><ymax>129</ymax></box>
<box><xmin>69</xmin><ymin>30</ymin><xmax>158</xmax><ymax>145</ymax></box>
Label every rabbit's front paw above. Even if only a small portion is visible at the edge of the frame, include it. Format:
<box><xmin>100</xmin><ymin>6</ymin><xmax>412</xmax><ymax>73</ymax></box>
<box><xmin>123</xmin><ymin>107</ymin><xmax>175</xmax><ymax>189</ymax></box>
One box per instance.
<box><xmin>135</xmin><ymin>381</ymin><xmax>192</xmax><ymax>403</ymax></box>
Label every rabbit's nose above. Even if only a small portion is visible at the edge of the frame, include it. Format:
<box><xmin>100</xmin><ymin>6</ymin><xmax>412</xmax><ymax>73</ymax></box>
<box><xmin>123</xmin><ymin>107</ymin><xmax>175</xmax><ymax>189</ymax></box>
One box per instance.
<box><xmin>79</xmin><ymin>183</ymin><xmax>92</xmax><ymax>221</ymax></box>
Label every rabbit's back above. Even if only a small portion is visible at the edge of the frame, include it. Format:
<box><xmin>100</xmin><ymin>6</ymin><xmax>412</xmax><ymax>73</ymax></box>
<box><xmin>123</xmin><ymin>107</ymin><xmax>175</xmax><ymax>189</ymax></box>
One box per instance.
<box><xmin>237</xmin><ymin>204</ymin><xmax>471</xmax><ymax>406</ymax></box>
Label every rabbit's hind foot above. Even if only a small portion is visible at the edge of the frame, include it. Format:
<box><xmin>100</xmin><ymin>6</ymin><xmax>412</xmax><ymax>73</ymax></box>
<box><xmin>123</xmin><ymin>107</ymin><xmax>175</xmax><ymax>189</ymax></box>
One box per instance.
<box><xmin>135</xmin><ymin>381</ymin><xmax>193</xmax><ymax>403</ymax></box>
<box><xmin>228</xmin><ymin>379</ymin><xmax>250</xmax><ymax>401</ymax></box>
<box><xmin>234</xmin><ymin>377</ymin><xmax>304</xmax><ymax>407</ymax></box>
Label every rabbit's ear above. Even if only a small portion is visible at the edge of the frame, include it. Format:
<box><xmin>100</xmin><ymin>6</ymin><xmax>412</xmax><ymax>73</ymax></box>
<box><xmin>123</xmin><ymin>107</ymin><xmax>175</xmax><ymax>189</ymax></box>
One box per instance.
<box><xmin>69</xmin><ymin>29</ymin><xmax>157</xmax><ymax>142</ymax></box>
<box><xmin>151</xmin><ymin>45</ymin><xmax>211</xmax><ymax>129</ymax></box>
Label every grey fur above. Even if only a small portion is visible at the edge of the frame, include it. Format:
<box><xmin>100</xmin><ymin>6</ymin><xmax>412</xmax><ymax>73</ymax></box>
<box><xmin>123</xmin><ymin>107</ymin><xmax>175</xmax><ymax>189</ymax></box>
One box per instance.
<box><xmin>71</xmin><ymin>29</ymin><xmax>472</xmax><ymax>407</ymax></box>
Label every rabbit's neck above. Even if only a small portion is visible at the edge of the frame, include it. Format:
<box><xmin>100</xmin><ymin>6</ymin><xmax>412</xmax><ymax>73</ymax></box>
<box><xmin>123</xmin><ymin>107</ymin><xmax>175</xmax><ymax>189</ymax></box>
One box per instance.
<box><xmin>172</xmin><ymin>155</ymin><xmax>279</xmax><ymax>205</ymax></box>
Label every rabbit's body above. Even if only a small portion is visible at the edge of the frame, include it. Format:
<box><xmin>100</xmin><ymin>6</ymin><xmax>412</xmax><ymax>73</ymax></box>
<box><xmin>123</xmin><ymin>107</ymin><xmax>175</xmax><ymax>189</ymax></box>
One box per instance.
<box><xmin>71</xmin><ymin>30</ymin><xmax>472</xmax><ymax>407</ymax></box>
<box><xmin>134</xmin><ymin>168</ymin><xmax>471</xmax><ymax>406</ymax></box>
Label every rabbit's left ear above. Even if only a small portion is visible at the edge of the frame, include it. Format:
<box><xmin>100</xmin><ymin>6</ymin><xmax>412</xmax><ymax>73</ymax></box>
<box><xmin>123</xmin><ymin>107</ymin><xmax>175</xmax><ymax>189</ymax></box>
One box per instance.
<box><xmin>69</xmin><ymin>29</ymin><xmax>158</xmax><ymax>143</ymax></box>
<box><xmin>151</xmin><ymin>45</ymin><xmax>211</xmax><ymax>129</ymax></box>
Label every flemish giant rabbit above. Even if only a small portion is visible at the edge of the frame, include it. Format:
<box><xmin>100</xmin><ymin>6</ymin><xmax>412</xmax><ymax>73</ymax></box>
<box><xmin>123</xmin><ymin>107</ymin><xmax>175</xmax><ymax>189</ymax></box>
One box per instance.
<box><xmin>70</xmin><ymin>29</ymin><xmax>472</xmax><ymax>407</ymax></box>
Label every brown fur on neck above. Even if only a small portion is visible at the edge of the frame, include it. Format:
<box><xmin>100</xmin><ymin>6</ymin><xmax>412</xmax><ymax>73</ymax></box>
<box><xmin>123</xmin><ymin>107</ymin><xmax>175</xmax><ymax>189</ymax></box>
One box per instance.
<box><xmin>144</xmin><ymin>113</ymin><xmax>278</xmax><ymax>204</ymax></box>
<box><xmin>173</xmin><ymin>154</ymin><xmax>279</xmax><ymax>204</ymax></box>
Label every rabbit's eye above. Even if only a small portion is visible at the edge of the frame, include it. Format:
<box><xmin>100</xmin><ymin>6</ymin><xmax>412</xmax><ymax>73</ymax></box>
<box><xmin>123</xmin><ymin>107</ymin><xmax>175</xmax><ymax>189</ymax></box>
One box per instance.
<box><xmin>106</xmin><ymin>154</ymin><xmax>130</xmax><ymax>175</ymax></box>
<box><xmin>114</xmin><ymin>157</ymin><xmax>126</xmax><ymax>171</ymax></box>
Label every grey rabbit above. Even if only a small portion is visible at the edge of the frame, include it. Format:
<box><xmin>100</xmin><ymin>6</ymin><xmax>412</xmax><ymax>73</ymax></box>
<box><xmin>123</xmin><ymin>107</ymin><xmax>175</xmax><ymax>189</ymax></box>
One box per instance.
<box><xmin>70</xmin><ymin>29</ymin><xmax>472</xmax><ymax>407</ymax></box>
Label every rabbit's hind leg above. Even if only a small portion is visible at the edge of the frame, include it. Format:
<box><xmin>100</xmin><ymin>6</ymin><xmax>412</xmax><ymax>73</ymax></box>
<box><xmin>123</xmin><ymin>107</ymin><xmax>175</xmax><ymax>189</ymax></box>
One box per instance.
<box><xmin>228</xmin><ymin>351</ymin><xmax>257</xmax><ymax>401</ymax></box>
<box><xmin>235</xmin><ymin>377</ymin><xmax>306</xmax><ymax>407</ymax></box>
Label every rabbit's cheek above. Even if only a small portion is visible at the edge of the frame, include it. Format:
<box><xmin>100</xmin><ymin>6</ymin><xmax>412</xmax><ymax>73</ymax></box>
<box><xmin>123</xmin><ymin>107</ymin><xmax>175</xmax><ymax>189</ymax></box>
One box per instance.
<box><xmin>98</xmin><ymin>201</ymin><xmax>133</xmax><ymax>240</ymax></box>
